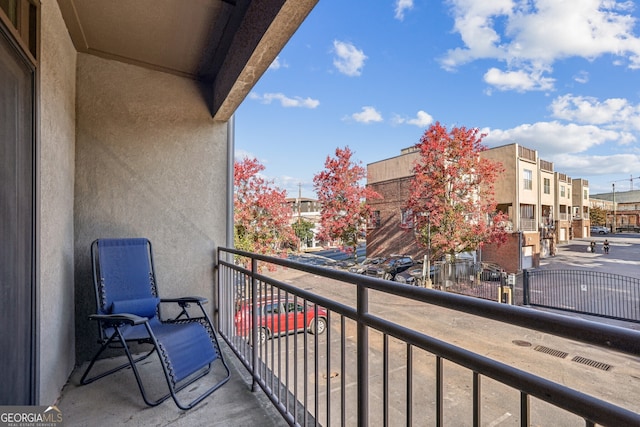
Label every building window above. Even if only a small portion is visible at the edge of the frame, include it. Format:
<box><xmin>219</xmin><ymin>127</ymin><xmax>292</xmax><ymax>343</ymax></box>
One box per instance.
<box><xmin>400</xmin><ymin>208</ymin><xmax>413</xmax><ymax>229</ymax></box>
<box><xmin>369</xmin><ymin>210</ymin><xmax>381</xmax><ymax>228</ymax></box>
<box><xmin>583</xmin><ymin>189</ymin><xmax>588</xmax><ymax>200</ymax></box>
<box><xmin>543</xmin><ymin>178</ymin><xmax>550</xmax><ymax>194</ymax></box>
<box><xmin>560</xmin><ymin>185</ymin><xmax>565</xmax><ymax>197</ymax></box>
<box><xmin>523</xmin><ymin>169</ymin><xmax>532</xmax><ymax>190</ymax></box>
<box><xmin>0</xmin><ymin>0</ymin><xmax>38</xmax><ymax>59</ymax></box>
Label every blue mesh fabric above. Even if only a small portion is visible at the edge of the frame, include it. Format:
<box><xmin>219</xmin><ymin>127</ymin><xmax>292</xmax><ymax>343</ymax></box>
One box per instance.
<box><xmin>97</xmin><ymin>239</ymin><xmax>156</xmax><ymax>315</ymax></box>
<box><xmin>155</xmin><ymin>322</ymin><xmax>218</xmax><ymax>383</ymax></box>
<box><xmin>95</xmin><ymin>238</ymin><xmax>218</xmax><ymax>385</ymax></box>
<box><xmin>110</xmin><ymin>297</ymin><xmax>160</xmax><ymax>318</ymax></box>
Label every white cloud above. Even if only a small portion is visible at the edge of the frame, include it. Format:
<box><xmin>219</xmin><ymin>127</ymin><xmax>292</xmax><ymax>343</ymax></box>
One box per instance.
<box><xmin>268</xmin><ymin>56</ymin><xmax>288</xmax><ymax>70</ymax></box>
<box><xmin>234</xmin><ymin>149</ymin><xmax>258</xmax><ymax>163</ymax></box>
<box><xmin>442</xmin><ymin>0</ymin><xmax>640</xmax><ymax>90</ymax></box>
<box><xmin>573</xmin><ymin>70</ymin><xmax>589</xmax><ymax>84</ymax></box>
<box><xmin>394</xmin><ymin>0</ymin><xmax>414</xmax><ymax>21</ymax></box>
<box><xmin>481</xmin><ymin>120</ymin><xmax>640</xmax><ymax>188</ymax></box>
<box><xmin>393</xmin><ymin>110</ymin><xmax>434</xmax><ymax>127</ymax></box>
<box><xmin>483</xmin><ymin>68</ymin><xmax>555</xmax><ymax>92</ymax></box>
<box><xmin>550</xmin><ymin>94</ymin><xmax>640</xmax><ymax>132</ymax></box>
<box><xmin>551</xmin><ymin>153</ymin><xmax>640</xmax><ymax>182</ymax></box>
<box><xmin>483</xmin><ymin>121</ymin><xmax>623</xmax><ymax>155</ymax></box>
<box><xmin>350</xmin><ymin>106</ymin><xmax>383</xmax><ymax>123</ymax></box>
<box><xmin>333</xmin><ymin>40</ymin><xmax>367</xmax><ymax>76</ymax></box>
<box><xmin>249</xmin><ymin>92</ymin><xmax>320</xmax><ymax>109</ymax></box>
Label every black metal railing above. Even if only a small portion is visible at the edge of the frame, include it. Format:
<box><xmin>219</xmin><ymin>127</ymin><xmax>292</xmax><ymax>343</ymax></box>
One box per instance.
<box><xmin>216</xmin><ymin>247</ymin><xmax>640</xmax><ymax>427</ymax></box>
<box><xmin>523</xmin><ymin>269</ymin><xmax>640</xmax><ymax>323</ymax></box>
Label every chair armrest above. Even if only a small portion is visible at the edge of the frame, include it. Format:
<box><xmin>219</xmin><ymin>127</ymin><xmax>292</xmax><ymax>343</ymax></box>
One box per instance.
<box><xmin>161</xmin><ymin>297</ymin><xmax>208</xmax><ymax>305</ymax></box>
<box><xmin>89</xmin><ymin>313</ymin><xmax>147</xmax><ymax>326</ymax></box>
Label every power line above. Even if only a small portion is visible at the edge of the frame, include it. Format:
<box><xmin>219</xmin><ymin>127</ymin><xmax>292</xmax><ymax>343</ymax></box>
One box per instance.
<box><xmin>611</xmin><ymin>175</ymin><xmax>640</xmax><ymax>191</ymax></box>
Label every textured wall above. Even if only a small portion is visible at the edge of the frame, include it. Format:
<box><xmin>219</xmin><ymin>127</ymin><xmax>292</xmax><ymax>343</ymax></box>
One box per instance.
<box><xmin>74</xmin><ymin>53</ymin><xmax>228</xmax><ymax>362</ymax></box>
<box><xmin>38</xmin><ymin>0</ymin><xmax>77</xmax><ymax>404</ymax></box>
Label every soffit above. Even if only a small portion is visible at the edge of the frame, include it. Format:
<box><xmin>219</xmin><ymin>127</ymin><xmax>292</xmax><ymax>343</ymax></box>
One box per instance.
<box><xmin>57</xmin><ymin>0</ymin><xmax>318</xmax><ymax>119</ymax></box>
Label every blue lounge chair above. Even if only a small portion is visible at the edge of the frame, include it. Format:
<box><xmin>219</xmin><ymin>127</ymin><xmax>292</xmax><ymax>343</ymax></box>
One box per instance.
<box><xmin>80</xmin><ymin>238</ymin><xmax>230</xmax><ymax>410</ymax></box>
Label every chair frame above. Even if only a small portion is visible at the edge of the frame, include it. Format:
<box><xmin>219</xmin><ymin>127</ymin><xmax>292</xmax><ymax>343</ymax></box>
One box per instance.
<box><xmin>80</xmin><ymin>238</ymin><xmax>230</xmax><ymax>410</ymax></box>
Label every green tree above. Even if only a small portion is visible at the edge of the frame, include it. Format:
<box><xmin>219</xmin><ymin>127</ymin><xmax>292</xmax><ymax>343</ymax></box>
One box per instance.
<box><xmin>292</xmin><ymin>218</ymin><xmax>315</xmax><ymax>249</ymax></box>
<box><xmin>590</xmin><ymin>206</ymin><xmax>607</xmax><ymax>226</ymax></box>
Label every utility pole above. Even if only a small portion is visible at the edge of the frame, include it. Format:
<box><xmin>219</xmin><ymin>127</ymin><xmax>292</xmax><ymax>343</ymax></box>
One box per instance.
<box><xmin>297</xmin><ymin>183</ymin><xmax>302</xmax><ymax>251</ymax></box>
<box><xmin>612</xmin><ymin>183</ymin><xmax>616</xmax><ymax>233</ymax></box>
<box><xmin>298</xmin><ymin>183</ymin><xmax>302</xmax><ymax>225</ymax></box>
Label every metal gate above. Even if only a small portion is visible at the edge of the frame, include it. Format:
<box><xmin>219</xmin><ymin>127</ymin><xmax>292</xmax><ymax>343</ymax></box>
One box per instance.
<box><xmin>524</xmin><ymin>269</ymin><xmax>640</xmax><ymax>323</ymax></box>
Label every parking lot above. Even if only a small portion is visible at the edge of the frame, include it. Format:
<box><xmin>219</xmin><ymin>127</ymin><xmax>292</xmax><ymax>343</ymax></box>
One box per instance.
<box><xmin>540</xmin><ymin>233</ymin><xmax>640</xmax><ymax>279</ymax></box>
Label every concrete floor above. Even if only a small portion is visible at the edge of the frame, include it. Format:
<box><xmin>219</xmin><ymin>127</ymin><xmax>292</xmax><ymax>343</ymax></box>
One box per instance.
<box><xmin>58</xmin><ymin>341</ymin><xmax>286</xmax><ymax>427</ymax></box>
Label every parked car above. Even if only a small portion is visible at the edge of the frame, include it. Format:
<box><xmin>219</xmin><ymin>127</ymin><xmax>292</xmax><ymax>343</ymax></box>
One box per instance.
<box><xmin>393</xmin><ymin>262</ymin><xmax>439</xmax><ymax>286</ymax></box>
<box><xmin>363</xmin><ymin>255</ymin><xmax>414</xmax><ymax>280</ymax></box>
<box><xmin>235</xmin><ymin>297</ymin><xmax>327</xmax><ymax>344</ymax></box>
<box><xmin>590</xmin><ymin>225</ymin><xmax>609</xmax><ymax>235</ymax></box>
<box><xmin>288</xmin><ymin>253</ymin><xmax>338</xmax><ymax>268</ymax></box>
<box><xmin>348</xmin><ymin>257</ymin><xmax>383</xmax><ymax>274</ymax></box>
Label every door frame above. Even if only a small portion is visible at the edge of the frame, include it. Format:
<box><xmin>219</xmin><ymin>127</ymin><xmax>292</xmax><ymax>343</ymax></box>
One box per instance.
<box><xmin>0</xmin><ymin>8</ymin><xmax>39</xmax><ymax>404</ymax></box>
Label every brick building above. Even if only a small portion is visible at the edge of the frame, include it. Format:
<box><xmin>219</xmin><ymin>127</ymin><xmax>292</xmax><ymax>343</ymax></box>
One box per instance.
<box><xmin>366</xmin><ymin>143</ymin><xmax>587</xmax><ymax>273</ymax></box>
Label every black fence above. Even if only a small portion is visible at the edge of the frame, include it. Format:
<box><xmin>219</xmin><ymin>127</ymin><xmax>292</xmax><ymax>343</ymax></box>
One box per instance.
<box><xmin>431</xmin><ymin>260</ymin><xmax>524</xmax><ymax>305</ymax></box>
<box><xmin>523</xmin><ymin>269</ymin><xmax>640</xmax><ymax>323</ymax></box>
<box><xmin>216</xmin><ymin>248</ymin><xmax>640</xmax><ymax>426</ymax></box>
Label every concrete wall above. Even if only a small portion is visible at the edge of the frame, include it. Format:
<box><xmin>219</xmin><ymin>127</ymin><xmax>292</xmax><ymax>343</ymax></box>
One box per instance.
<box><xmin>73</xmin><ymin>53</ymin><xmax>229</xmax><ymax>362</ymax></box>
<box><xmin>481</xmin><ymin>144</ymin><xmax>517</xmax><ymax>205</ymax></box>
<box><xmin>540</xmin><ymin>169</ymin><xmax>555</xmax><ymax>208</ymax></box>
<box><xmin>38</xmin><ymin>0</ymin><xmax>77</xmax><ymax>404</ymax></box>
<box><xmin>367</xmin><ymin>150</ymin><xmax>418</xmax><ymax>185</ymax></box>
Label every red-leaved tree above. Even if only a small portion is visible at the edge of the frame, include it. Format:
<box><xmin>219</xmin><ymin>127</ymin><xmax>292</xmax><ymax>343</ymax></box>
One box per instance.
<box><xmin>406</xmin><ymin>122</ymin><xmax>508</xmax><ymax>261</ymax></box>
<box><xmin>313</xmin><ymin>147</ymin><xmax>382</xmax><ymax>255</ymax></box>
<box><xmin>234</xmin><ymin>157</ymin><xmax>297</xmax><ymax>262</ymax></box>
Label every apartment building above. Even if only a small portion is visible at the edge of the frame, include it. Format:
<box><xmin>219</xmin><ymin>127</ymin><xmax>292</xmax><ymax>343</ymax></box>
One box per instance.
<box><xmin>287</xmin><ymin>197</ymin><xmax>322</xmax><ymax>249</ymax></box>
<box><xmin>572</xmin><ymin>178</ymin><xmax>591</xmax><ymax>237</ymax></box>
<box><xmin>591</xmin><ymin>189</ymin><xmax>640</xmax><ymax>231</ymax></box>
<box><xmin>479</xmin><ymin>143</ymin><xmax>554</xmax><ymax>269</ymax></box>
<box><xmin>366</xmin><ymin>143</ymin><xmax>580</xmax><ymax>272</ymax></box>
<box><xmin>555</xmin><ymin>173</ymin><xmax>573</xmax><ymax>242</ymax></box>
<box><xmin>366</xmin><ymin>147</ymin><xmax>428</xmax><ymax>259</ymax></box>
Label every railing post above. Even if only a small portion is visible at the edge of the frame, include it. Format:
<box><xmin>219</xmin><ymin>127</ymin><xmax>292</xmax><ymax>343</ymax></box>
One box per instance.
<box><xmin>357</xmin><ymin>284</ymin><xmax>369</xmax><ymax>426</ymax></box>
<box><xmin>523</xmin><ymin>269</ymin><xmax>530</xmax><ymax>306</ymax></box>
<box><xmin>251</xmin><ymin>256</ymin><xmax>259</xmax><ymax>392</ymax></box>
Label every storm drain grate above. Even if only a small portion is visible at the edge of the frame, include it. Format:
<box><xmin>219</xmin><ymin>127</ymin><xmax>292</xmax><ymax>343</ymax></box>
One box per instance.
<box><xmin>533</xmin><ymin>345</ymin><xmax>568</xmax><ymax>359</ymax></box>
<box><xmin>571</xmin><ymin>356</ymin><xmax>613</xmax><ymax>371</ymax></box>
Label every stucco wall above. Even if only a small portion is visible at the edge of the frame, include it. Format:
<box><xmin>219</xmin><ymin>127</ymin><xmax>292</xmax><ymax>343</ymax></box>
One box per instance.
<box><xmin>39</xmin><ymin>0</ymin><xmax>77</xmax><ymax>404</ymax></box>
<box><xmin>73</xmin><ymin>54</ymin><xmax>228</xmax><ymax>362</ymax></box>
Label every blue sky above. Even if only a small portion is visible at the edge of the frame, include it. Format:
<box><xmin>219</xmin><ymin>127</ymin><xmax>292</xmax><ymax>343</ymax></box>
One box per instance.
<box><xmin>235</xmin><ymin>0</ymin><xmax>640</xmax><ymax>199</ymax></box>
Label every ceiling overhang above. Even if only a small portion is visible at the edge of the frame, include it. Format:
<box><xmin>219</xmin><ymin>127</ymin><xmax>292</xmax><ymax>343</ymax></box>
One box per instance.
<box><xmin>57</xmin><ymin>0</ymin><xmax>317</xmax><ymax>120</ymax></box>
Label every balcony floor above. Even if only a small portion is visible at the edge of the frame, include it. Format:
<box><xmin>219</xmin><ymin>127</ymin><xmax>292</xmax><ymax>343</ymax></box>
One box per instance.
<box><xmin>57</xmin><ymin>341</ymin><xmax>284</xmax><ymax>426</ymax></box>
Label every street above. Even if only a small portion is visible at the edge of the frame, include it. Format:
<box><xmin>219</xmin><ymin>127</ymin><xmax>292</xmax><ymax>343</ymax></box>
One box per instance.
<box><xmin>540</xmin><ymin>233</ymin><xmax>640</xmax><ymax>278</ymax></box>
<box><xmin>264</xmin><ymin>255</ymin><xmax>640</xmax><ymax>426</ymax></box>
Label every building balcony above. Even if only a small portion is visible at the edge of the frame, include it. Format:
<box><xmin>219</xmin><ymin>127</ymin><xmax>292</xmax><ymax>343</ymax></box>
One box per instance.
<box><xmin>58</xmin><ymin>248</ymin><xmax>640</xmax><ymax>426</ymax></box>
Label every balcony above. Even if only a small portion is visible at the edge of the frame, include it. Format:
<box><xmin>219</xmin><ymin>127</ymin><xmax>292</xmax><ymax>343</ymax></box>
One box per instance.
<box><xmin>58</xmin><ymin>248</ymin><xmax>640</xmax><ymax>426</ymax></box>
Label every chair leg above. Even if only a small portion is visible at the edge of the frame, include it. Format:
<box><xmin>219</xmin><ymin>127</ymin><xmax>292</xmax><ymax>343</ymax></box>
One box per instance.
<box><xmin>83</xmin><ymin>320</ymin><xmax>231</xmax><ymax>410</ymax></box>
<box><xmin>80</xmin><ymin>331</ymin><xmax>155</xmax><ymax>386</ymax></box>
<box><xmin>117</xmin><ymin>328</ymin><xmax>174</xmax><ymax>407</ymax></box>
